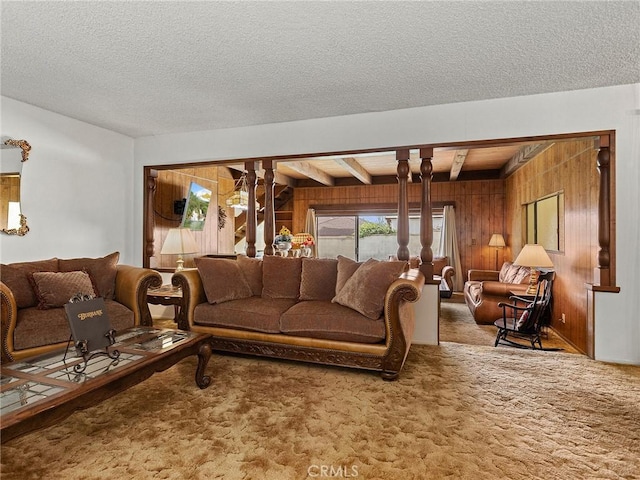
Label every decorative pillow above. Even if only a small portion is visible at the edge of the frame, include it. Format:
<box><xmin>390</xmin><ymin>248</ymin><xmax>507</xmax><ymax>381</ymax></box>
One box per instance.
<box><xmin>58</xmin><ymin>252</ymin><xmax>119</xmax><ymax>299</ymax></box>
<box><xmin>236</xmin><ymin>255</ymin><xmax>263</xmax><ymax>296</ymax></box>
<box><xmin>0</xmin><ymin>258</ymin><xmax>59</xmax><ymax>308</ymax></box>
<box><xmin>194</xmin><ymin>257</ymin><xmax>253</xmax><ymax>304</ymax></box>
<box><xmin>515</xmin><ymin>307</ymin><xmax>531</xmax><ymax>330</ymax></box>
<box><xmin>335</xmin><ymin>255</ymin><xmax>362</xmax><ymax>295</ymax></box>
<box><xmin>299</xmin><ymin>258</ymin><xmax>338</xmax><ymax>301</ymax></box>
<box><xmin>332</xmin><ymin>258</ymin><xmax>406</xmax><ymax>319</ymax></box>
<box><xmin>30</xmin><ymin>270</ymin><xmax>97</xmax><ymax>309</ymax></box>
<box><xmin>261</xmin><ymin>255</ymin><xmax>303</xmax><ymax>299</ymax></box>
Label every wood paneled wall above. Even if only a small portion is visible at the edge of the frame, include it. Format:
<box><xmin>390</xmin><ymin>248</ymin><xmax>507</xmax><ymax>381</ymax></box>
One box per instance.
<box><xmin>151</xmin><ymin>166</ymin><xmax>236</xmax><ymax>270</ymax></box>
<box><xmin>506</xmin><ymin>139</ymin><xmax>599</xmax><ymax>353</ymax></box>
<box><xmin>292</xmin><ymin>179</ymin><xmax>506</xmax><ymax>281</ymax></box>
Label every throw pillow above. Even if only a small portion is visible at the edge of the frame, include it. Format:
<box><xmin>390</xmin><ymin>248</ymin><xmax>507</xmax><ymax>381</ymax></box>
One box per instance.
<box><xmin>261</xmin><ymin>255</ymin><xmax>303</xmax><ymax>299</ymax></box>
<box><xmin>236</xmin><ymin>255</ymin><xmax>263</xmax><ymax>296</ymax></box>
<box><xmin>335</xmin><ymin>255</ymin><xmax>363</xmax><ymax>295</ymax></box>
<box><xmin>299</xmin><ymin>258</ymin><xmax>338</xmax><ymax>301</ymax></box>
<box><xmin>58</xmin><ymin>252</ymin><xmax>119</xmax><ymax>299</ymax></box>
<box><xmin>194</xmin><ymin>257</ymin><xmax>253</xmax><ymax>304</ymax></box>
<box><xmin>0</xmin><ymin>258</ymin><xmax>59</xmax><ymax>308</ymax></box>
<box><xmin>332</xmin><ymin>258</ymin><xmax>406</xmax><ymax>319</ymax></box>
<box><xmin>30</xmin><ymin>270</ymin><xmax>97</xmax><ymax>309</ymax></box>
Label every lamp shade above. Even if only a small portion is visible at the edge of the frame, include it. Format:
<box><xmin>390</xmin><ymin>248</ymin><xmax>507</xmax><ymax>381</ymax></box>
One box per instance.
<box><xmin>488</xmin><ymin>233</ymin><xmax>506</xmax><ymax>247</ymax></box>
<box><xmin>161</xmin><ymin>228</ymin><xmax>199</xmax><ymax>255</ymax></box>
<box><xmin>513</xmin><ymin>244</ymin><xmax>554</xmax><ymax>268</ymax></box>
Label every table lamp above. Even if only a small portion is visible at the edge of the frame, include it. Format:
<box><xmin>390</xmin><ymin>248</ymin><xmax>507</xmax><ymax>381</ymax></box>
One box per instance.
<box><xmin>513</xmin><ymin>244</ymin><xmax>554</xmax><ymax>295</ymax></box>
<box><xmin>488</xmin><ymin>233</ymin><xmax>506</xmax><ymax>270</ymax></box>
<box><xmin>160</xmin><ymin>227</ymin><xmax>199</xmax><ymax>272</ymax></box>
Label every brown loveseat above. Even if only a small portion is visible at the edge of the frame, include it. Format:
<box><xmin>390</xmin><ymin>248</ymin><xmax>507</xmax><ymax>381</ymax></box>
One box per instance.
<box><xmin>463</xmin><ymin>261</ymin><xmax>531</xmax><ymax>324</ymax></box>
<box><xmin>173</xmin><ymin>255</ymin><xmax>425</xmax><ymax>380</ymax></box>
<box><xmin>464</xmin><ymin>262</ymin><xmax>531</xmax><ymax>325</ymax></box>
<box><xmin>1</xmin><ymin>252</ymin><xmax>162</xmax><ymax>361</ymax></box>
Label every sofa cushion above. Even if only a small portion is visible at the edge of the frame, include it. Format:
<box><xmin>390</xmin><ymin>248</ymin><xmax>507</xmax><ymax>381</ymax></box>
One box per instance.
<box><xmin>59</xmin><ymin>252</ymin><xmax>119</xmax><ymax>299</ymax></box>
<box><xmin>499</xmin><ymin>262</ymin><xmax>531</xmax><ymax>284</ymax></box>
<box><xmin>261</xmin><ymin>255</ymin><xmax>303</xmax><ymax>299</ymax></box>
<box><xmin>236</xmin><ymin>255</ymin><xmax>263</xmax><ymax>296</ymax></box>
<box><xmin>195</xmin><ymin>257</ymin><xmax>253</xmax><ymax>304</ymax></box>
<box><xmin>280</xmin><ymin>301</ymin><xmax>386</xmax><ymax>343</ymax></box>
<box><xmin>30</xmin><ymin>270</ymin><xmax>98</xmax><ymax>309</ymax></box>
<box><xmin>332</xmin><ymin>258</ymin><xmax>406</xmax><ymax>320</ymax></box>
<box><xmin>0</xmin><ymin>258</ymin><xmax>59</xmax><ymax>309</ymax></box>
<box><xmin>12</xmin><ymin>299</ymin><xmax>134</xmax><ymax>351</ymax></box>
<box><xmin>335</xmin><ymin>255</ymin><xmax>362</xmax><ymax>295</ymax></box>
<box><xmin>193</xmin><ymin>297</ymin><xmax>296</xmax><ymax>334</ymax></box>
<box><xmin>299</xmin><ymin>258</ymin><xmax>338</xmax><ymax>301</ymax></box>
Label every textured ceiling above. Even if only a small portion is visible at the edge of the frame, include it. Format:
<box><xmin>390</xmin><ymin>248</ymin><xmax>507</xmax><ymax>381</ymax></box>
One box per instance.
<box><xmin>2</xmin><ymin>1</ymin><xmax>639</xmax><ymax>138</ymax></box>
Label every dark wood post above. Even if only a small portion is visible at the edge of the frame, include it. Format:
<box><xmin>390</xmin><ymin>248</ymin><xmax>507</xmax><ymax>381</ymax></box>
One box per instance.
<box><xmin>245</xmin><ymin>161</ymin><xmax>257</xmax><ymax>258</ymax></box>
<box><xmin>144</xmin><ymin>168</ymin><xmax>158</xmax><ymax>268</ymax></box>
<box><xmin>596</xmin><ymin>136</ymin><xmax>611</xmax><ymax>286</ymax></box>
<box><xmin>419</xmin><ymin>148</ymin><xmax>434</xmax><ymax>280</ymax></box>
<box><xmin>396</xmin><ymin>149</ymin><xmax>410</xmax><ymax>261</ymax></box>
<box><xmin>263</xmin><ymin>160</ymin><xmax>275</xmax><ymax>256</ymax></box>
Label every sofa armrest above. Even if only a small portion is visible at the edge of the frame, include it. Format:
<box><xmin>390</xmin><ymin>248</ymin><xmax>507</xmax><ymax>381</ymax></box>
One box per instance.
<box><xmin>467</xmin><ymin>269</ymin><xmax>500</xmax><ymax>282</ymax></box>
<box><xmin>1</xmin><ymin>281</ymin><xmax>18</xmax><ymax>362</ymax></box>
<box><xmin>441</xmin><ymin>265</ymin><xmax>455</xmax><ymax>290</ymax></box>
<box><xmin>171</xmin><ymin>269</ymin><xmax>206</xmax><ymax>330</ymax></box>
<box><xmin>381</xmin><ymin>268</ymin><xmax>425</xmax><ymax>380</ymax></box>
<box><xmin>479</xmin><ymin>281</ymin><xmax>515</xmax><ymax>297</ymax></box>
<box><xmin>114</xmin><ymin>265</ymin><xmax>162</xmax><ymax>327</ymax></box>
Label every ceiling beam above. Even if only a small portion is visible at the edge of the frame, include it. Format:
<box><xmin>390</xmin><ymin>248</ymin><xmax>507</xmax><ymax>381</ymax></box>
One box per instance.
<box><xmin>502</xmin><ymin>143</ymin><xmax>553</xmax><ymax>176</ymax></box>
<box><xmin>285</xmin><ymin>161</ymin><xmax>335</xmax><ymax>186</ymax></box>
<box><xmin>333</xmin><ymin>157</ymin><xmax>372</xmax><ymax>185</ymax></box>
<box><xmin>450</xmin><ymin>149</ymin><xmax>469</xmax><ymax>181</ymax></box>
<box><xmin>228</xmin><ymin>163</ymin><xmax>296</xmax><ymax>187</ymax></box>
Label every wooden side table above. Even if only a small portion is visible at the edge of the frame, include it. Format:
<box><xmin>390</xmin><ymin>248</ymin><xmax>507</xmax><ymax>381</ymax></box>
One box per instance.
<box><xmin>147</xmin><ymin>285</ymin><xmax>186</xmax><ymax>330</ymax></box>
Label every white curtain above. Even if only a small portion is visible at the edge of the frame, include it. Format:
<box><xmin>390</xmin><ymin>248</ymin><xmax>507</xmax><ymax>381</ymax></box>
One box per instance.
<box><xmin>438</xmin><ymin>205</ymin><xmax>463</xmax><ymax>291</ymax></box>
<box><xmin>305</xmin><ymin>208</ymin><xmax>317</xmax><ymax>257</ymax></box>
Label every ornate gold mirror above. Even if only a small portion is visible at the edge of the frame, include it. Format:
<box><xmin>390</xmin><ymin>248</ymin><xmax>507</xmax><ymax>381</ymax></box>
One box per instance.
<box><xmin>1</xmin><ymin>138</ymin><xmax>31</xmax><ymax>236</ymax></box>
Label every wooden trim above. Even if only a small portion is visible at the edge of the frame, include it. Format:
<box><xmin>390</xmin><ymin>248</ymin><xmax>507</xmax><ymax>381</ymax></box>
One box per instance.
<box><xmin>263</xmin><ymin>160</ymin><xmax>275</xmax><ymax>256</ymax></box>
<box><xmin>419</xmin><ymin>147</ymin><xmax>434</xmax><ymax>279</ymax></box>
<box><xmin>245</xmin><ymin>161</ymin><xmax>257</xmax><ymax>258</ymax></box>
<box><xmin>143</xmin><ymin>168</ymin><xmax>158</xmax><ymax>268</ymax></box>
<box><xmin>396</xmin><ymin>149</ymin><xmax>410</xmax><ymax>261</ymax></box>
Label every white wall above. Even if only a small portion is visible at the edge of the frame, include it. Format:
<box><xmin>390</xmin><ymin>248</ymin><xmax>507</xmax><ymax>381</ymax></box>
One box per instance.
<box><xmin>0</xmin><ymin>97</ymin><xmax>136</xmax><ymax>265</ymax></box>
<box><xmin>135</xmin><ymin>83</ymin><xmax>640</xmax><ymax>364</ymax></box>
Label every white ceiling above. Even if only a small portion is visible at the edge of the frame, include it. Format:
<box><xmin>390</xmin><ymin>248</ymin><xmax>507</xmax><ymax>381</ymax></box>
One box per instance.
<box><xmin>2</xmin><ymin>1</ymin><xmax>639</xmax><ymax>138</ymax></box>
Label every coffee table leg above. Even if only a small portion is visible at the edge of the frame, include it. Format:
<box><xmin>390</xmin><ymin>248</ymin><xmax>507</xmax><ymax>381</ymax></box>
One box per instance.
<box><xmin>195</xmin><ymin>342</ymin><xmax>212</xmax><ymax>389</ymax></box>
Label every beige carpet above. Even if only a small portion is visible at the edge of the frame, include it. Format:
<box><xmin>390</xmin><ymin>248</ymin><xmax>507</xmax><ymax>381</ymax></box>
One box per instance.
<box><xmin>439</xmin><ymin>293</ymin><xmax>580</xmax><ymax>353</ymax></box>
<box><xmin>2</xmin><ymin>330</ymin><xmax>639</xmax><ymax>479</ymax></box>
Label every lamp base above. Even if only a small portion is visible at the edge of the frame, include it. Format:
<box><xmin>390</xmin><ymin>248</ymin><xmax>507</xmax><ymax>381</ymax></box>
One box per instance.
<box><xmin>526</xmin><ymin>269</ymin><xmax>539</xmax><ymax>295</ymax></box>
<box><xmin>175</xmin><ymin>256</ymin><xmax>185</xmax><ymax>272</ymax></box>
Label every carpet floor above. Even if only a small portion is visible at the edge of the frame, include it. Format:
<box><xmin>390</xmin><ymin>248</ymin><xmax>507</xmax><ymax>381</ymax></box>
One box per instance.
<box><xmin>2</xmin><ymin>308</ymin><xmax>638</xmax><ymax>479</ymax></box>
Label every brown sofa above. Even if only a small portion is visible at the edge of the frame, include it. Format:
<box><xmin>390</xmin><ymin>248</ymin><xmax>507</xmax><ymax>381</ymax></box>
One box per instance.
<box><xmin>1</xmin><ymin>252</ymin><xmax>162</xmax><ymax>361</ymax></box>
<box><xmin>463</xmin><ymin>261</ymin><xmax>531</xmax><ymax>324</ymax></box>
<box><xmin>173</xmin><ymin>255</ymin><xmax>425</xmax><ymax>380</ymax></box>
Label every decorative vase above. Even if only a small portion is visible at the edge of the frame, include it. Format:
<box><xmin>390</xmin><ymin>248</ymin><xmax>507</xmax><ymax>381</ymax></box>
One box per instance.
<box><xmin>276</xmin><ymin>242</ymin><xmax>292</xmax><ymax>256</ymax></box>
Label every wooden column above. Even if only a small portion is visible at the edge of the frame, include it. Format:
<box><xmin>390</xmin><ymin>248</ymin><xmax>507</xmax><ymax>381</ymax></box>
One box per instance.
<box><xmin>263</xmin><ymin>160</ymin><xmax>275</xmax><ymax>256</ymax></box>
<box><xmin>419</xmin><ymin>148</ymin><xmax>434</xmax><ymax>280</ymax></box>
<box><xmin>396</xmin><ymin>149</ymin><xmax>410</xmax><ymax>261</ymax></box>
<box><xmin>143</xmin><ymin>168</ymin><xmax>158</xmax><ymax>268</ymax></box>
<box><xmin>245</xmin><ymin>161</ymin><xmax>257</xmax><ymax>258</ymax></box>
<box><xmin>595</xmin><ymin>136</ymin><xmax>611</xmax><ymax>286</ymax></box>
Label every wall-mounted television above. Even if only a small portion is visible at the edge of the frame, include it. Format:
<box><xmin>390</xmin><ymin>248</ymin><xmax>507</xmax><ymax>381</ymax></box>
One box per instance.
<box><xmin>181</xmin><ymin>182</ymin><xmax>211</xmax><ymax>231</ymax></box>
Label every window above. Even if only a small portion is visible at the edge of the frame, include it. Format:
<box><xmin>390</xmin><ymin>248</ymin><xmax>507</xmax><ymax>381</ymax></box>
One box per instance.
<box><xmin>316</xmin><ymin>211</ymin><xmax>443</xmax><ymax>261</ymax></box>
<box><xmin>525</xmin><ymin>192</ymin><xmax>564</xmax><ymax>252</ymax></box>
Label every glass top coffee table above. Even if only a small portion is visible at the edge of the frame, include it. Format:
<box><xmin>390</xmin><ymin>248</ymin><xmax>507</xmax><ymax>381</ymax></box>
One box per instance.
<box><xmin>0</xmin><ymin>327</ymin><xmax>211</xmax><ymax>443</ymax></box>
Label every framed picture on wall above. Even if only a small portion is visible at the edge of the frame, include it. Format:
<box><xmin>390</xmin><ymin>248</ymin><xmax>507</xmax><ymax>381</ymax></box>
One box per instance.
<box><xmin>181</xmin><ymin>182</ymin><xmax>211</xmax><ymax>231</ymax></box>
